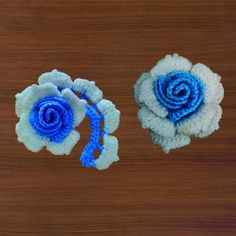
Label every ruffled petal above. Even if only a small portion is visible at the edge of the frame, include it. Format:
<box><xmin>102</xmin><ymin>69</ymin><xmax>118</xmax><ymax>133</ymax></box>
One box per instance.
<box><xmin>150</xmin><ymin>53</ymin><xmax>192</xmax><ymax>77</ymax></box>
<box><xmin>138</xmin><ymin>106</ymin><xmax>175</xmax><ymax>137</ymax></box>
<box><xmin>46</xmin><ymin>130</ymin><xmax>80</xmax><ymax>155</ymax></box>
<box><xmin>191</xmin><ymin>63</ymin><xmax>224</xmax><ymax>104</ymax></box>
<box><xmin>15</xmin><ymin>111</ymin><xmax>47</xmax><ymax>152</ymax></box>
<box><xmin>15</xmin><ymin>85</ymin><xmax>34</xmax><ymax>118</ymax></box>
<box><xmin>136</xmin><ymin>75</ymin><xmax>168</xmax><ymax>118</ymax></box>
<box><xmin>134</xmin><ymin>72</ymin><xmax>150</xmax><ymax>104</ymax></box>
<box><xmin>196</xmin><ymin>105</ymin><xmax>222</xmax><ymax>138</ymax></box>
<box><xmin>177</xmin><ymin>104</ymin><xmax>222</xmax><ymax>137</ymax></box>
<box><xmin>15</xmin><ymin>83</ymin><xmax>60</xmax><ymax>117</ymax></box>
<box><xmin>215</xmin><ymin>83</ymin><xmax>224</xmax><ymax>104</ymax></box>
<box><xmin>95</xmin><ymin>134</ymin><xmax>119</xmax><ymax>170</ymax></box>
<box><xmin>60</xmin><ymin>88</ymin><xmax>87</xmax><ymax>127</ymax></box>
<box><xmin>73</xmin><ymin>78</ymin><xmax>103</xmax><ymax>103</ymax></box>
<box><xmin>97</xmin><ymin>99</ymin><xmax>120</xmax><ymax>134</ymax></box>
<box><xmin>38</xmin><ymin>69</ymin><xmax>73</xmax><ymax>89</ymax></box>
<box><xmin>151</xmin><ymin>132</ymin><xmax>191</xmax><ymax>153</ymax></box>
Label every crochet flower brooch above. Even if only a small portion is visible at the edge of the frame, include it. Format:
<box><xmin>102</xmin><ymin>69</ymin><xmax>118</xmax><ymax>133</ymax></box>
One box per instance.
<box><xmin>134</xmin><ymin>54</ymin><xmax>224</xmax><ymax>153</ymax></box>
<box><xmin>15</xmin><ymin>70</ymin><xmax>120</xmax><ymax>170</ymax></box>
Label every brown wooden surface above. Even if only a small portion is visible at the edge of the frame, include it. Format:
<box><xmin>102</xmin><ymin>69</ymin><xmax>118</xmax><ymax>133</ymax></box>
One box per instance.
<box><xmin>0</xmin><ymin>0</ymin><xmax>235</xmax><ymax>235</ymax></box>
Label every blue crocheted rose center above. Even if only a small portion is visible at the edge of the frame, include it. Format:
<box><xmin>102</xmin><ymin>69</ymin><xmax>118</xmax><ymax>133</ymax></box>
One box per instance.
<box><xmin>30</xmin><ymin>97</ymin><xmax>73</xmax><ymax>143</ymax></box>
<box><xmin>153</xmin><ymin>71</ymin><xmax>205</xmax><ymax>124</ymax></box>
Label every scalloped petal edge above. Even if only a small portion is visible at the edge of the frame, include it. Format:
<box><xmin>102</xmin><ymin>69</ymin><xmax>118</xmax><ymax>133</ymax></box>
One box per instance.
<box><xmin>134</xmin><ymin>75</ymin><xmax>168</xmax><ymax>118</ymax></box>
<box><xmin>138</xmin><ymin>106</ymin><xmax>175</xmax><ymax>138</ymax></box>
<box><xmin>97</xmin><ymin>99</ymin><xmax>121</xmax><ymax>134</ymax></box>
<box><xmin>95</xmin><ymin>134</ymin><xmax>119</xmax><ymax>170</ymax></box>
<box><xmin>150</xmin><ymin>53</ymin><xmax>192</xmax><ymax>77</ymax></box>
<box><xmin>15</xmin><ymin>83</ymin><xmax>60</xmax><ymax>118</ymax></box>
<box><xmin>38</xmin><ymin>69</ymin><xmax>73</xmax><ymax>89</ymax></box>
<box><xmin>151</xmin><ymin>132</ymin><xmax>191</xmax><ymax>153</ymax></box>
<box><xmin>73</xmin><ymin>78</ymin><xmax>103</xmax><ymax>103</ymax></box>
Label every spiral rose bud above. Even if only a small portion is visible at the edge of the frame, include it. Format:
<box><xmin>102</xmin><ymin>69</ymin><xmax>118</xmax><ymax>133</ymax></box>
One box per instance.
<box><xmin>30</xmin><ymin>97</ymin><xmax>73</xmax><ymax>142</ymax></box>
<box><xmin>154</xmin><ymin>71</ymin><xmax>205</xmax><ymax>124</ymax></box>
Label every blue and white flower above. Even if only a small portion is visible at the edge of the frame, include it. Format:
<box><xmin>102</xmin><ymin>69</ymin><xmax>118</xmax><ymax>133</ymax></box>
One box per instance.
<box><xmin>134</xmin><ymin>54</ymin><xmax>224</xmax><ymax>153</ymax></box>
<box><xmin>15</xmin><ymin>69</ymin><xmax>120</xmax><ymax>170</ymax></box>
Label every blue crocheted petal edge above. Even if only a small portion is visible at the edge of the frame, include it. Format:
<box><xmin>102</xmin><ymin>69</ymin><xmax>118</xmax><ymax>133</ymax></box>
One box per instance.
<box><xmin>38</xmin><ymin>69</ymin><xmax>73</xmax><ymax>90</ymax></box>
<box><xmin>73</xmin><ymin>78</ymin><xmax>103</xmax><ymax>103</ymax></box>
<box><xmin>15</xmin><ymin>83</ymin><xmax>60</xmax><ymax>118</ymax></box>
<box><xmin>96</xmin><ymin>99</ymin><xmax>121</xmax><ymax>134</ymax></box>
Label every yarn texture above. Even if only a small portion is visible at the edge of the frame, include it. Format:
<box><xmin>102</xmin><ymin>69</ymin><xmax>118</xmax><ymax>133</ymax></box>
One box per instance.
<box><xmin>134</xmin><ymin>54</ymin><xmax>224</xmax><ymax>153</ymax></box>
<box><xmin>15</xmin><ymin>69</ymin><xmax>120</xmax><ymax>170</ymax></box>
<box><xmin>30</xmin><ymin>97</ymin><xmax>74</xmax><ymax>143</ymax></box>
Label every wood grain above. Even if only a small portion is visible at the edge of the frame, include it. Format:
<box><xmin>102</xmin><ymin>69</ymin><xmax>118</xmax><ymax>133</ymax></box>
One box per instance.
<box><xmin>0</xmin><ymin>0</ymin><xmax>235</xmax><ymax>235</ymax></box>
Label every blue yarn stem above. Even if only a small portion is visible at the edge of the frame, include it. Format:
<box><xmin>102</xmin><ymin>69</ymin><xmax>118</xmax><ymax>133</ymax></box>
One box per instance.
<box><xmin>80</xmin><ymin>104</ymin><xmax>104</xmax><ymax>168</ymax></box>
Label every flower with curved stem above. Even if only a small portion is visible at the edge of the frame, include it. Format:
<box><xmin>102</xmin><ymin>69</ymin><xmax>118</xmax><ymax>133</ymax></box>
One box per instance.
<box><xmin>15</xmin><ymin>69</ymin><xmax>120</xmax><ymax>170</ymax></box>
<box><xmin>134</xmin><ymin>54</ymin><xmax>224</xmax><ymax>153</ymax></box>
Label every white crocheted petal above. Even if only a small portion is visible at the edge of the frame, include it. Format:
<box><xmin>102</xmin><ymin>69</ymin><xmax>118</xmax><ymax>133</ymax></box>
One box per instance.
<box><xmin>150</xmin><ymin>53</ymin><xmax>192</xmax><ymax>77</ymax></box>
<box><xmin>46</xmin><ymin>130</ymin><xmax>80</xmax><ymax>155</ymax></box>
<box><xmin>177</xmin><ymin>104</ymin><xmax>222</xmax><ymax>137</ymax></box>
<box><xmin>97</xmin><ymin>99</ymin><xmax>121</xmax><ymax>134</ymax></box>
<box><xmin>151</xmin><ymin>132</ymin><xmax>191</xmax><ymax>153</ymax></box>
<box><xmin>38</xmin><ymin>69</ymin><xmax>73</xmax><ymax>89</ymax></box>
<box><xmin>15</xmin><ymin>83</ymin><xmax>60</xmax><ymax>117</ymax></box>
<box><xmin>215</xmin><ymin>83</ymin><xmax>224</xmax><ymax>104</ymax></box>
<box><xmin>15</xmin><ymin>111</ymin><xmax>47</xmax><ymax>152</ymax></box>
<box><xmin>95</xmin><ymin>134</ymin><xmax>119</xmax><ymax>170</ymax></box>
<box><xmin>196</xmin><ymin>105</ymin><xmax>222</xmax><ymax>138</ymax></box>
<box><xmin>191</xmin><ymin>63</ymin><xmax>224</xmax><ymax>104</ymax></box>
<box><xmin>134</xmin><ymin>72</ymin><xmax>150</xmax><ymax>104</ymax></box>
<box><xmin>60</xmin><ymin>88</ymin><xmax>87</xmax><ymax>127</ymax></box>
<box><xmin>137</xmin><ymin>75</ymin><xmax>168</xmax><ymax>118</ymax></box>
<box><xmin>15</xmin><ymin>85</ymin><xmax>34</xmax><ymax>118</ymax></box>
<box><xmin>138</xmin><ymin>106</ymin><xmax>175</xmax><ymax>137</ymax></box>
<box><xmin>73</xmin><ymin>78</ymin><xmax>103</xmax><ymax>103</ymax></box>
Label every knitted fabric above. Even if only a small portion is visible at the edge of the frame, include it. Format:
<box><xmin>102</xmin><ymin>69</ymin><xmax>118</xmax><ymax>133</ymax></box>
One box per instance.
<box><xmin>134</xmin><ymin>54</ymin><xmax>224</xmax><ymax>153</ymax></box>
<box><xmin>15</xmin><ymin>69</ymin><xmax>120</xmax><ymax>170</ymax></box>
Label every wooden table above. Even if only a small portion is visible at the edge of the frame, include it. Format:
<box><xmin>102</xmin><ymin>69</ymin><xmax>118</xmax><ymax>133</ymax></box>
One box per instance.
<box><xmin>0</xmin><ymin>0</ymin><xmax>235</xmax><ymax>235</ymax></box>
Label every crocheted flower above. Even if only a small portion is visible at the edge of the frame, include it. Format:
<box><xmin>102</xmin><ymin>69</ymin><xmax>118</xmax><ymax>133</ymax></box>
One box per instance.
<box><xmin>15</xmin><ymin>70</ymin><xmax>120</xmax><ymax>170</ymax></box>
<box><xmin>15</xmin><ymin>70</ymin><xmax>86</xmax><ymax>155</ymax></box>
<box><xmin>134</xmin><ymin>54</ymin><xmax>224</xmax><ymax>153</ymax></box>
